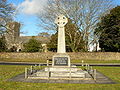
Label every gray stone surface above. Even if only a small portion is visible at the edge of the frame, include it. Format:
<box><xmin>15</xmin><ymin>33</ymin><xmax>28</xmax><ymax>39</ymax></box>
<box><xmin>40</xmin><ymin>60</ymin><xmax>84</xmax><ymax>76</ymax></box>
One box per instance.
<box><xmin>45</xmin><ymin>67</ymin><xmax>81</xmax><ymax>72</ymax></box>
<box><xmin>1</xmin><ymin>61</ymin><xmax>120</xmax><ymax>66</ymax></box>
<box><xmin>52</xmin><ymin>53</ymin><xmax>70</xmax><ymax>67</ymax></box>
<box><xmin>8</xmin><ymin>71</ymin><xmax>116</xmax><ymax>84</ymax></box>
<box><xmin>35</xmin><ymin>67</ymin><xmax>87</xmax><ymax>78</ymax></box>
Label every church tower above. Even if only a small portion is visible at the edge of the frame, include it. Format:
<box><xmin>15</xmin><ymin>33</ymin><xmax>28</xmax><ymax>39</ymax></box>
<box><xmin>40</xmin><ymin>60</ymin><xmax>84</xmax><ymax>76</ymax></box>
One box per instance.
<box><xmin>5</xmin><ymin>22</ymin><xmax>20</xmax><ymax>50</ymax></box>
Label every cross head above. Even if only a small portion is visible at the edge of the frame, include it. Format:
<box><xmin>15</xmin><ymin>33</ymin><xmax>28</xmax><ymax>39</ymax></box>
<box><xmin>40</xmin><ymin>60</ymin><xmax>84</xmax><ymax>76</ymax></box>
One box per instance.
<box><xmin>55</xmin><ymin>15</ymin><xmax>68</xmax><ymax>27</ymax></box>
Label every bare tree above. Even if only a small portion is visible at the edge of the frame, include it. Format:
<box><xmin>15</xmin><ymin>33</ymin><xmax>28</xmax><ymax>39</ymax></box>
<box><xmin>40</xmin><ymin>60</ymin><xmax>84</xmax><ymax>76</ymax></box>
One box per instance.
<box><xmin>0</xmin><ymin>0</ymin><xmax>15</xmax><ymax>35</ymax></box>
<box><xmin>37</xmin><ymin>0</ymin><xmax>114</xmax><ymax>51</ymax></box>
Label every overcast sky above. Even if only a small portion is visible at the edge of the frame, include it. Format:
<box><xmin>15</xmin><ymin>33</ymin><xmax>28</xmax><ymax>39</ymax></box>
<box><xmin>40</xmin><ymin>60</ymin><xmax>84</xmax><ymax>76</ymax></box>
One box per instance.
<box><xmin>8</xmin><ymin>0</ymin><xmax>120</xmax><ymax>36</ymax></box>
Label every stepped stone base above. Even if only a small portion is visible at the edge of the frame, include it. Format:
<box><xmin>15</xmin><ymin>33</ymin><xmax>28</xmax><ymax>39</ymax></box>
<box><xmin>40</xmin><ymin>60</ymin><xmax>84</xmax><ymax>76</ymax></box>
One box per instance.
<box><xmin>44</xmin><ymin>67</ymin><xmax>81</xmax><ymax>72</ymax></box>
<box><xmin>8</xmin><ymin>70</ymin><xmax>116</xmax><ymax>84</ymax></box>
<box><xmin>31</xmin><ymin>67</ymin><xmax>88</xmax><ymax>79</ymax></box>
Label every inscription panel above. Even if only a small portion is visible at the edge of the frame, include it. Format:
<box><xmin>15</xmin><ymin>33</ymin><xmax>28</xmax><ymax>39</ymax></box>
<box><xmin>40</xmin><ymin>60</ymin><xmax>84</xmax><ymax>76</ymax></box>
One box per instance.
<box><xmin>54</xmin><ymin>57</ymin><xmax>68</xmax><ymax>66</ymax></box>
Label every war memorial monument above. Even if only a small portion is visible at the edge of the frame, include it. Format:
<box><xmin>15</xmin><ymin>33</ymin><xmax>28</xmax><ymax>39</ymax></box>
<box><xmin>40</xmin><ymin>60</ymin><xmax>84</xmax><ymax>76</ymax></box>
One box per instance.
<box><xmin>27</xmin><ymin>15</ymin><xmax>89</xmax><ymax>80</ymax></box>
<box><xmin>8</xmin><ymin>15</ymin><xmax>116</xmax><ymax>84</ymax></box>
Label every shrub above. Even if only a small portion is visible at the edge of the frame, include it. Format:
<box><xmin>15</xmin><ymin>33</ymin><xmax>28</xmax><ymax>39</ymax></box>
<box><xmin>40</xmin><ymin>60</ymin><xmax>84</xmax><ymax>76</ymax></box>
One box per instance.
<box><xmin>23</xmin><ymin>37</ymin><xmax>42</xmax><ymax>52</ymax></box>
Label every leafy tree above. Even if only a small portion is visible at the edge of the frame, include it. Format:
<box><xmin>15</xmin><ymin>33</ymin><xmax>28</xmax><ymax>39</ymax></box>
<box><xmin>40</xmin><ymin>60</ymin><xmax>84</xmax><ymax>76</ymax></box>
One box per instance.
<box><xmin>95</xmin><ymin>6</ymin><xmax>120</xmax><ymax>52</ymax></box>
<box><xmin>47</xmin><ymin>33</ymin><xmax>57</xmax><ymax>52</ymax></box>
<box><xmin>0</xmin><ymin>36</ymin><xmax>6</xmax><ymax>52</ymax></box>
<box><xmin>23</xmin><ymin>37</ymin><xmax>42</xmax><ymax>52</ymax></box>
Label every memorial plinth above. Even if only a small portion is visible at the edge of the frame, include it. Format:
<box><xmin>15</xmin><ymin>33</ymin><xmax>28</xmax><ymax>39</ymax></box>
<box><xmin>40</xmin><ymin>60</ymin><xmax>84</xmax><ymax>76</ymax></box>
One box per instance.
<box><xmin>52</xmin><ymin>53</ymin><xmax>70</xmax><ymax>67</ymax></box>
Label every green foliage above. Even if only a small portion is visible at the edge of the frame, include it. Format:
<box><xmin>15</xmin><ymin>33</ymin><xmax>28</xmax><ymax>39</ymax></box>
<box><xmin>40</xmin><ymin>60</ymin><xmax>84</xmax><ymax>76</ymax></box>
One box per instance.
<box><xmin>0</xmin><ymin>36</ymin><xmax>6</xmax><ymax>52</ymax></box>
<box><xmin>47</xmin><ymin>33</ymin><xmax>57</xmax><ymax>52</ymax></box>
<box><xmin>95</xmin><ymin>6</ymin><xmax>120</xmax><ymax>52</ymax></box>
<box><xmin>23</xmin><ymin>37</ymin><xmax>42</xmax><ymax>52</ymax></box>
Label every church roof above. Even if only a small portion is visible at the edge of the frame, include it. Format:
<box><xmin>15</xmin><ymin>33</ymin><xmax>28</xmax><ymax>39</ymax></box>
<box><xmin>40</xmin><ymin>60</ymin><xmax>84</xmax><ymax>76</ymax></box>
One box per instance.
<box><xmin>19</xmin><ymin>36</ymin><xmax>50</xmax><ymax>44</ymax></box>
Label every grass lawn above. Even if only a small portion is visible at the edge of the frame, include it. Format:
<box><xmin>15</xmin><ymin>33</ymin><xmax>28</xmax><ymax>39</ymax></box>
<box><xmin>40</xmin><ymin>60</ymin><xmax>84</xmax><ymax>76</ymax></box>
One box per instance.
<box><xmin>0</xmin><ymin>58</ymin><xmax>46</xmax><ymax>63</ymax></box>
<box><xmin>72</xmin><ymin>59</ymin><xmax>120</xmax><ymax>64</ymax></box>
<box><xmin>1</xmin><ymin>58</ymin><xmax>120</xmax><ymax>64</ymax></box>
<box><xmin>0</xmin><ymin>65</ymin><xmax>120</xmax><ymax>90</ymax></box>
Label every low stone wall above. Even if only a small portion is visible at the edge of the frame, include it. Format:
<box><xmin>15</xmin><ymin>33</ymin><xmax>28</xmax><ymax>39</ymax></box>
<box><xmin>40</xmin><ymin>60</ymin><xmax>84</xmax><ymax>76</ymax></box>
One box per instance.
<box><xmin>0</xmin><ymin>52</ymin><xmax>120</xmax><ymax>60</ymax></box>
<box><xmin>69</xmin><ymin>52</ymin><xmax>120</xmax><ymax>60</ymax></box>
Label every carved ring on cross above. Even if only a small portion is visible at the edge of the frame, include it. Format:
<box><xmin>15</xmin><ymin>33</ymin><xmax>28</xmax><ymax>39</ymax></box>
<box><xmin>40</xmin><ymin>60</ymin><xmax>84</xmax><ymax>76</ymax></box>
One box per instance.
<box><xmin>55</xmin><ymin>15</ymin><xmax>68</xmax><ymax>27</ymax></box>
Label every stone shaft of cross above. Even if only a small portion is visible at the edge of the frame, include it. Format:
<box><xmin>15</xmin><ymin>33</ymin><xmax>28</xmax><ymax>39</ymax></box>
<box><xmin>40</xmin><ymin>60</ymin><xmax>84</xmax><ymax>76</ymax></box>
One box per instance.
<box><xmin>58</xmin><ymin>26</ymin><xmax>65</xmax><ymax>53</ymax></box>
<box><xmin>55</xmin><ymin>15</ymin><xmax>68</xmax><ymax>53</ymax></box>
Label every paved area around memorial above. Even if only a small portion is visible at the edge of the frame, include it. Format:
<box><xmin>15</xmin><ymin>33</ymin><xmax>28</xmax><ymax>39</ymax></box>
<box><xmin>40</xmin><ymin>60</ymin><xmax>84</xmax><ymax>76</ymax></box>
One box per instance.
<box><xmin>1</xmin><ymin>61</ymin><xmax>120</xmax><ymax>66</ymax></box>
<box><xmin>8</xmin><ymin>71</ymin><xmax>116</xmax><ymax>84</ymax></box>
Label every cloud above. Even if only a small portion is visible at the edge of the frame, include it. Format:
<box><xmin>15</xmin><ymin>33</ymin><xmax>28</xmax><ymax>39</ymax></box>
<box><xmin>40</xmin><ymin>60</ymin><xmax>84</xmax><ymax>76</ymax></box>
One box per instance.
<box><xmin>18</xmin><ymin>0</ymin><xmax>48</xmax><ymax>15</ymax></box>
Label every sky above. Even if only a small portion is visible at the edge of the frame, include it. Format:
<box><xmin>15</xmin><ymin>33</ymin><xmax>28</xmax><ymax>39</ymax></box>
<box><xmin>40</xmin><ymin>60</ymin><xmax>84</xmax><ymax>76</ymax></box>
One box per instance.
<box><xmin>8</xmin><ymin>0</ymin><xmax>48</xmax><ymax>36</ymax></box>
<box><xmin>7</xmin><ymin>0</ymin><xmax>120</xmax><ymax>36</ymax></box>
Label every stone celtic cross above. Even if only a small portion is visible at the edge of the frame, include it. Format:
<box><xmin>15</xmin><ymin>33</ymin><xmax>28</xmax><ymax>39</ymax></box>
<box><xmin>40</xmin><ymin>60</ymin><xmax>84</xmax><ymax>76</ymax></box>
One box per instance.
<box><xmin>55</xmin><ymin>15</ymin><xmax>68</xmax><ymax>53</ymax></box>
<box><xmin>55</xmin><ymin>14</ymin><xmax>68</xmax><ymax>28</ymax></box>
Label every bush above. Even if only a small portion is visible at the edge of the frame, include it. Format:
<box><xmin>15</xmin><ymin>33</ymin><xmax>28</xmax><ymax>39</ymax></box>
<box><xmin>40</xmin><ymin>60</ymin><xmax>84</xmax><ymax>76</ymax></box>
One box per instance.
<box><xmin>23</xmin><ymin>37</ymin><xmax>42</xmax><ymax>52</ymax></box>
<box><xmin>0</xmin><ymin>37</ymin><xmax>7</xmax><ymax>52</ymax></box>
